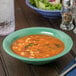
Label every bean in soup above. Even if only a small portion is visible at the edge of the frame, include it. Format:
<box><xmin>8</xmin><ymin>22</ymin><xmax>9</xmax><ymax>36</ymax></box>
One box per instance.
<box><xmin>11</xmin><ymin>34</ymin><xmax>65</xmax><ymax>58</ymax></box>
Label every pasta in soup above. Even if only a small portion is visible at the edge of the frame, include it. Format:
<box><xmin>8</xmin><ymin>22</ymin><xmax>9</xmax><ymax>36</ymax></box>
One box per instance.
<box><xmin>11</xmin><ymin>34</ymin><xmax>65</xmax><ymax>58</ymax></box>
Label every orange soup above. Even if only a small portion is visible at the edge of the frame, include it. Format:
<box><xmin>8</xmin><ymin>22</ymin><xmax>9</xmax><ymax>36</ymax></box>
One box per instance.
<box><xmin>11</xmin><ymin>34</ymin><xmax>65</xmax><ymax>58</ymax></box>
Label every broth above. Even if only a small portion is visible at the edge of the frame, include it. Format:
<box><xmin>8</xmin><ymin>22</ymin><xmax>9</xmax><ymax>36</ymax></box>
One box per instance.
<box><xmin>11</xmin><ymin>34</ymin><xmax>65</xmax><ymax>58</ymax></box>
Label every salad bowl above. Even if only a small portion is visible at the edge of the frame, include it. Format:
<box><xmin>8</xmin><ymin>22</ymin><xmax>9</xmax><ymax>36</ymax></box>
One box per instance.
<box><xmin>25</xmin><ymin>0</ymin><xmax>62</xmax><ymax>19</ymax></box>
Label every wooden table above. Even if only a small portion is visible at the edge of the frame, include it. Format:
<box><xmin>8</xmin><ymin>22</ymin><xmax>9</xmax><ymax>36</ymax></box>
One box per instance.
<box><xmin>0</xmin><ymin>0</ymin><xmax>76</xmax><ymax>76</ymax></box>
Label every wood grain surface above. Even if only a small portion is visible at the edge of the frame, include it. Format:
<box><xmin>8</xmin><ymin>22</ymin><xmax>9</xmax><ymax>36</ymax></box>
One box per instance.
<box><xmin>0</xmin><ymin>0</ymin><xmax>76</xmax><ymax>76</ymax></box>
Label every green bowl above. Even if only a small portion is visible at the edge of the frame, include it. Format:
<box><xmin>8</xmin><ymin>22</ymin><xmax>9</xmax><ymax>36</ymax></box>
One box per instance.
<box><xmin>3</xmin><ymin>27</ymin><xmax>73</xmax><ymax>65</ymax></box>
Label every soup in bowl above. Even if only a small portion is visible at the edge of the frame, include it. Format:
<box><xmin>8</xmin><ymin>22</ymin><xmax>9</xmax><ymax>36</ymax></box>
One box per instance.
<box><xmin>11</xmin><ymin>34</ymin><xmax>65</xmax><ymax>59</ymax></box>
<box><xmin>3</xmin><ymin>27</ymin><xmax>73</xmax><ymax>65</ymax></box>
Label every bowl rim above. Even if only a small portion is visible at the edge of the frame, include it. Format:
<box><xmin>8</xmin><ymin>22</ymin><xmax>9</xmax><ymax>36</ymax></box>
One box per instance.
<box><xmin>3</xmin><ymin>27</ymin><xmax>73</xmax><ymax>62</ymax></box>
<box><xmin>25</xmin><ymin>0</ymin><xmax>62</xmax><ymax>12</ymax></box>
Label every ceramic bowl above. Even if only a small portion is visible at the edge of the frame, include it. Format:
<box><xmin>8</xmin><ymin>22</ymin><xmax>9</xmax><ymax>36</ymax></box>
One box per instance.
<box><xmin>3</xmin><ymin>27</ymin><xmax>73</xmax><ymax>65</ymax></box>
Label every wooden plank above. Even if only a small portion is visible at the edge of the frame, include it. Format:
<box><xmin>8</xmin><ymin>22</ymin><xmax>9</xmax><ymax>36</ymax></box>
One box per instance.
<box><xmin>16</xmin><ymin>0</ymin><xmax>51</xmax><ymax>28</ymax></box>
<box><xmin>0</xmin><ymin>53</ymin><xmax>6</xmax><ymax>76</ymax></box>
<box><xmin>29</xmin><ymin>63</ymin><xmax>59</xmax><ymax>76</ymax></box>
<box><xmin>0</xmin><ymin>61</ymin><xmax>6</xmax><ymax>76</ymax></box>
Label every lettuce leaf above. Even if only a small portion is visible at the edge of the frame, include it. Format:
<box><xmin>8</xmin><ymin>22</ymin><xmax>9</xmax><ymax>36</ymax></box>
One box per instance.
<box><xmin>30</xmin><ymin>0</ymin><xmax>62</xmax><ymax>10</ymax></box>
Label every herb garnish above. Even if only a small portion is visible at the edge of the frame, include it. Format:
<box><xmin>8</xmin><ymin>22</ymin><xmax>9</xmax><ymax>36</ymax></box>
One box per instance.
<box><xmin>25</xmin><ymin>43</ymin><xmax>38</xmax><ymax>48</ymax></box>
<box><xmin>54</xmin><ymin>43</ymin><xmax>61</xmax><ymax>48</ymax></box>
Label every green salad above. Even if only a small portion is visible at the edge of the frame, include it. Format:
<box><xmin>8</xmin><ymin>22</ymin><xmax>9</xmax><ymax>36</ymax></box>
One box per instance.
<box><xmin>30</xmin><ymin>0</ymin><xmax>62</xmax><ymax>10</ymax></box>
